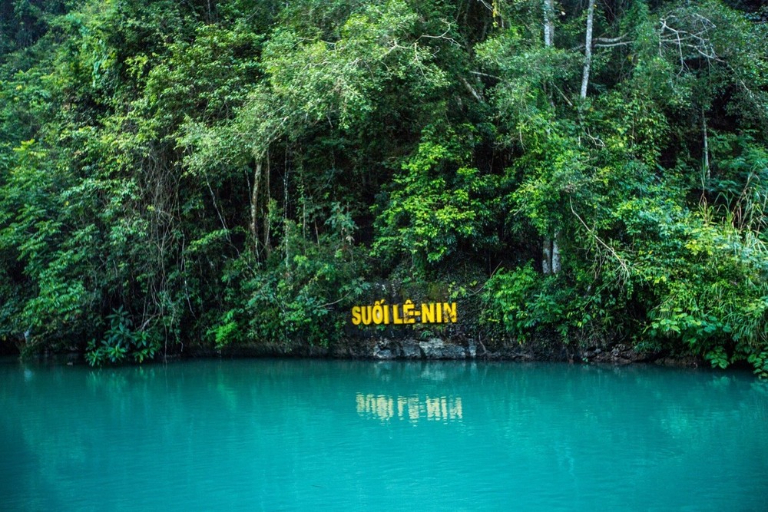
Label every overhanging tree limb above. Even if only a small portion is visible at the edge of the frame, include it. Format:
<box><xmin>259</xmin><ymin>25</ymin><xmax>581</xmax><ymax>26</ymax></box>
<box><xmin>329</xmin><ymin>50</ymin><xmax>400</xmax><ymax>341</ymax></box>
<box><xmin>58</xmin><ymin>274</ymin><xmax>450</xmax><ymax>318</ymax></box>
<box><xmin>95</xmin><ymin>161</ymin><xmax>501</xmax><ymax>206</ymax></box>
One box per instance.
<box><xmin>570</xmin><ymin>198</ymin><xmax>630</xmax><ymax>283</ymax></box>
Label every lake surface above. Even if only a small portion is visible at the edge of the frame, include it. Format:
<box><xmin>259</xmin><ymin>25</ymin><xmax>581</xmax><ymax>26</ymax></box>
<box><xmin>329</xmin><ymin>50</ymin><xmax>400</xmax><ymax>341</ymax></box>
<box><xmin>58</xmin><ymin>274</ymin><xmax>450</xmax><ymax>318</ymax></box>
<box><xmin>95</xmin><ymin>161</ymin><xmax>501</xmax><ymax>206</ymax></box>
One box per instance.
<box><xmin>1</xmin><ymin>358</ymin><xmax>767</xmax><ymax>511</ymax></box>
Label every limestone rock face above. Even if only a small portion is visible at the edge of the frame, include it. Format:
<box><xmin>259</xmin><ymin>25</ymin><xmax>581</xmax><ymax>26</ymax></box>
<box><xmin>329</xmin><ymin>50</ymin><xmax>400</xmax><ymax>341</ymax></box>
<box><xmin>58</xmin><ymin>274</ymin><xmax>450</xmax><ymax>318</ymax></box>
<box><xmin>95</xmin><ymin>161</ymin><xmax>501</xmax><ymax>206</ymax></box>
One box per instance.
<box><xmin>206</xmin><ymin>335</ymin><xmax>690</xmax><ymax>368</ymax></box>
<box><xmin>401</xmin><ymin>340</ymin><xmax>422</xmax><ymax>359</ymax></box>
<box><xmin>373</xmin><ymin>345</ymin><xmax>394</xmax><ymax>359</ymax></box>
<box><xmin>418</xmin><ymin>338</ymin><xmax>466</xmax><ymax>359</ymax></box>
<box><xmin>371</xmin><ymin>338</ymin><xmax>468</xmax><ymax>359</ymax></box>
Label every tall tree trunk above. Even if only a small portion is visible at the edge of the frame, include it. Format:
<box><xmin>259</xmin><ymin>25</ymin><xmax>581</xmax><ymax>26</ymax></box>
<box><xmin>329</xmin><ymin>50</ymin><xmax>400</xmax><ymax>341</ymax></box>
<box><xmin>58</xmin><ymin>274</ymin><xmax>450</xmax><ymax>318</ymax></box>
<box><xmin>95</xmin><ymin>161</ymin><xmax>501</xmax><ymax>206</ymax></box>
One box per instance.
<box><xmin>283</xmin><ymin>166</ymin><xmax>290</xmax><ymax>270</ymax></box>
<box><xmin>542</xmin><ymin>0</ymin><xmax>560</xmax><ymax>274</ymax></box>
<box><xmin>250</xmin><ymin>160</ymin><xmax>262</xmax><ymax>259</ymax></box>
<box><xmin>263</xmin><ymin>152</ymin><xmax>271</xmax><ymax>257</ymax></box>
<box><xmin>580</xmin><ymin>0</ymin><xmax>596</xmax><ymax>100</ymax></box>
<box><xmin>551</xmin><ymin>229</ymin><xmax>561</xmax><ymax>274</ymax></box>
<box><xmin>543</xmin><ymin>0</ymin><xmax>555</xmax><ymax>47</ymax></box>
<box><xmin>702</xmin><ymin>109</ymin><xmax>710</xmax><ymax>204</ymax></box>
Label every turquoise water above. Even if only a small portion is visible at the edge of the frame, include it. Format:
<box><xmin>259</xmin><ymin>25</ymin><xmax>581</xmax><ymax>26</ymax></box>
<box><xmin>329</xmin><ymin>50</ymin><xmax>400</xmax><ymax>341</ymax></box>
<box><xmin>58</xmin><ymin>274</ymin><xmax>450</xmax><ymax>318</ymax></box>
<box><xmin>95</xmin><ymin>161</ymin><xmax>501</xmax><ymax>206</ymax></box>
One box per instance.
<box><xmin>1</xmin><ymin>358</ymin><xmax>767</xmax><ymax>511</ymax></box>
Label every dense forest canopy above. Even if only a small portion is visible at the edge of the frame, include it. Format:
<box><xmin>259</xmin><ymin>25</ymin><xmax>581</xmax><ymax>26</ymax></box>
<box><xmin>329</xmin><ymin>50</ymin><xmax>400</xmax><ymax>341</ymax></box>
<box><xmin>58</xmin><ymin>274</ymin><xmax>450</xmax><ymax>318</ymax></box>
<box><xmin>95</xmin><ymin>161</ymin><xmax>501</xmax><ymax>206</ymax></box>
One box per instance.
<box><xmin>0</xmin><ymin>0</ymin><xmax>766</xmax><ymax>374</ymax></box>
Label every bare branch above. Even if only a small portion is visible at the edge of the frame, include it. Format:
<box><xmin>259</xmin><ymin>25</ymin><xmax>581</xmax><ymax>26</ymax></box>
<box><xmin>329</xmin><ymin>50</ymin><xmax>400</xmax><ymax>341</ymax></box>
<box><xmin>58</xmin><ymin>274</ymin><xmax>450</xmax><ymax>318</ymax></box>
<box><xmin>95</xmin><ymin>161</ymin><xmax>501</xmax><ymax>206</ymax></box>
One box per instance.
<box><xmin>552</xmin><ymin>83</ymin><xmax>573</xmax><ymax>107</ymax></box>
<box><xmin>594</xmin><ymin>41</ymin><xmax>633</xmax><ymax>48</ymax></box>
<box><xmin>417</xmin><ymin>19</ymin><xmax>460</xmax><ymax>47</ymax></box>
<box><xmin>470</xmin><ymin>70</ymin><xmax>501</xmax><ymax>80</ymax></box>
<box><xmin>570</xmin><ymin>199</ymin><xmax>630</xmax><ymax>282</ymax></box>
<box><xmin>460</xmin><ymin>76</ymin><xmax>484</xmax><ymax>103</ymax></box>
<box><xmin>658</xmin><ymin>10</ymin><xmax>720</xmax><ymax>72</ymax></box>
<box><xmin>595</xmin><ymin>35</ymin><xmax>628</xmax><ymax>44</ymax></box>
<box><xmin>475</xmin><ymin>0</ymin><xmax>493</xmax><ymax>13</ymax></box>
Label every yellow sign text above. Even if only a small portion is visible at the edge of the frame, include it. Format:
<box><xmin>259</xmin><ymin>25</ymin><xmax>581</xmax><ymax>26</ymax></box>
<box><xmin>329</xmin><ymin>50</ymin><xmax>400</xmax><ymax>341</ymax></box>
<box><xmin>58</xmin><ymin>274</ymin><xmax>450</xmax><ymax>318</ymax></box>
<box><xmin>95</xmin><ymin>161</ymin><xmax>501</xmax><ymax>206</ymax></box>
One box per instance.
<box><xmin>351</xmin><ymin>300</ymin><xmax>457</xmax><ymax>326</ymax></box>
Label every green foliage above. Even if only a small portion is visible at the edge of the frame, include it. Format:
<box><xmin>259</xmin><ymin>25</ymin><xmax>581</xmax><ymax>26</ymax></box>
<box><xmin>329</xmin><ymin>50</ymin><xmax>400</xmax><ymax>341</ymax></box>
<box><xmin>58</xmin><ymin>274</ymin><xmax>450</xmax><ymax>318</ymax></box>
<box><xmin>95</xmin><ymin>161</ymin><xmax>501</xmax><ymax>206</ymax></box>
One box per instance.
<box><xmin>236</xmin><ymin>219</ymin><xmax>369</xmax><ymax>348</ymax></box>
<box><xmin>373</xmin><ymin>125</ymin><xmax>499</xmax><ymax>273</ymax></box>
<box><xmin>480</xmin><ymin>263</ymin><xmax>540</xmax><ymax>340</ymax></box>
<box><xmin>0</xmin><ymin>0</ymin><xmax>767</xmax><ymax>376</ymax></box>
<box><xmin>641</xmin><ymin>209</ymin><xmax>768</xmax><ymax>364</ymax></box>
<box><xmin>747</xmin><ymin>351</ymin><xmax>768</xmax><ymax>379</ymax></box>
<box><xmin>85</xmin><ymin>307</ymin><xmax>159</xmax><ymax>365</ymax></box>
<box><xmin>480</xmin><ymin>261</ymin><xmax>619</xmax><ymax>345</ymax></box>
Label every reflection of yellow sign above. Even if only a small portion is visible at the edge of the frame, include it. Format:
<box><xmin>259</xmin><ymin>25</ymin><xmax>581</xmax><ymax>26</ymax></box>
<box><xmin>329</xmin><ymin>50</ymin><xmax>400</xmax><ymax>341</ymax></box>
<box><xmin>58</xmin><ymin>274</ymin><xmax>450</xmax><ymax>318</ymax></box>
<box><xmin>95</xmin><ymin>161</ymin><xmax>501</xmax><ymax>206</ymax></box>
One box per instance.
<box><xmin>351</xmin><ymin>300</ymin><xmax>457</xmax><ymax>326</ymax></box>
<box><xmin>356</xmin><ymin>393</ymin><xmax>463</xmax><ymax>423</ymax></box>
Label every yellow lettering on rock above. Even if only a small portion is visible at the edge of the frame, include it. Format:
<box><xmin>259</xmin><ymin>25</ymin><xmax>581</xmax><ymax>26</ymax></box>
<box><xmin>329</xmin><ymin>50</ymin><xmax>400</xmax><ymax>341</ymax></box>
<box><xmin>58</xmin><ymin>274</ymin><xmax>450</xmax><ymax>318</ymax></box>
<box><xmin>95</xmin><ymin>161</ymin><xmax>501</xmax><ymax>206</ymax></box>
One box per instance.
<box><xmin>421</xmin><ymin>303</ymin><xmax>435</xmax><ymax>323</ymax></box>
<box><xmin>352</xmin><ymin>300</ymin><xmax>457</xmax><ymax>325</ymax></box>
<box><xmin>443</xmin><ymin>302</ymin><xmax>457</xmax><ymax>323</ymax></box>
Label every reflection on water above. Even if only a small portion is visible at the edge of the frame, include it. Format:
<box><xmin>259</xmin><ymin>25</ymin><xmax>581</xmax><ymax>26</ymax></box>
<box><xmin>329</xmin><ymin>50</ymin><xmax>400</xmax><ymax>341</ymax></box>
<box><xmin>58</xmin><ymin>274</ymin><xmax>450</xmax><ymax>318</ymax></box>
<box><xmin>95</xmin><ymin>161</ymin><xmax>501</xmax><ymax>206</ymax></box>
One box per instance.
<box><xmin>356</xmin><ymin>393</ymin><xmax>463</xmax><ymax>422</ymax></box>
<box><xmin>2</xmin><ymin>358</ymin><xmax>767</xmax><ymax>512</ymax></box>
